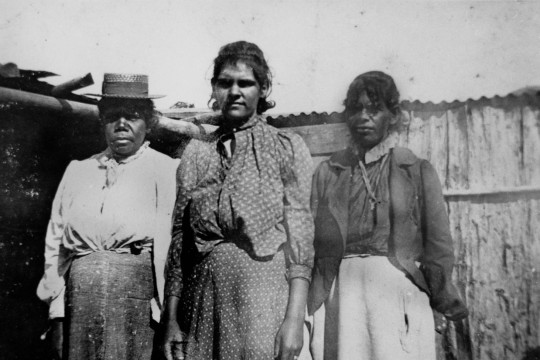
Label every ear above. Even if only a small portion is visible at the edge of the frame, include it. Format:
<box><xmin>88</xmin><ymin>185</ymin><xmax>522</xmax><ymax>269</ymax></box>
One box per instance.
<box><xmin>259</xmin><ymin>83</ymin><xmax>269</xmax><ymax>98</ymax></box>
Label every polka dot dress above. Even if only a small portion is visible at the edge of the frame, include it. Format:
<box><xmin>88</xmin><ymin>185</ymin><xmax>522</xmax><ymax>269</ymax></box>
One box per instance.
<box><xmin>180</xmin><ymin>243</ymin><xmax>288</xmax><ymax>360</ymax></box>
<box><xmin>166</xmin><ymin>117</ymin><xmax>315</xmax><ymax>359</ymax></box>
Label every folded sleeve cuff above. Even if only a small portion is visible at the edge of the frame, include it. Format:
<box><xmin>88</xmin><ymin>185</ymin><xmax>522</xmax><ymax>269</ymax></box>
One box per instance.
<box><xmin>286</xmin><ymin>264</ymin><xmax>312</xmax><ymax>283</ymax></box>
<box><xmin>48</xmin><ymin>287</ymin><xmax>65</xmax><ymax>319</ymax></box>
<box><xmin>164</xmin><ymin>279</ymin><xmax>183</xmax><ymax>298</ymax></box>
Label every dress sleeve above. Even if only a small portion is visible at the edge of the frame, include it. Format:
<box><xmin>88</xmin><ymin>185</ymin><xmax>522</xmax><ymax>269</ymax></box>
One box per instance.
<box><xmin>36</xmin><ymin>161</ymin><xmax>76</xmax><ymax>319</ymax></box>
<box><xmin>164</xmin><ymin>141</ymin><xmax>199</xmax><ymax>298</ymax></box>
<box><xmin>280</xmin><ymin>133</ymin><xmax>315</xmax><ymax>282</ymax></box>
<box><xmin>152</xmin><ymin>156</ymin><xmax>180</xmax><ymax>318</ymax></box>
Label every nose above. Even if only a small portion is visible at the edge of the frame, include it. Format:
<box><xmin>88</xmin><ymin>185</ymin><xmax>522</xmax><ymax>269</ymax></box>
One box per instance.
<box><xmin>360</xmin><ymin>108</ymin><xmax>375</xmax><ymax>118</ymax></box>
<box><xmin>230</xmin><ymin>83</ymin><xmax>241</xmax><ymax>96</ymax></box>
<box><xmin>114</xmin><ymin>117</ymin><xmax>129</xmax><ymax>129</ymax></box>
<box><xmin>350</xmin><ymin>110</ymin><xmax>371</xmax><ymax>123</ymax></box>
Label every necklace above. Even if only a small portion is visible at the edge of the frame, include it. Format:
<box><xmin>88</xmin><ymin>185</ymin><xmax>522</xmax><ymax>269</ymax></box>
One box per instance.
<box><xmin>357</xmin><ymin>153</ymin><xmax>389</xmax><ymax>211</ymax></box>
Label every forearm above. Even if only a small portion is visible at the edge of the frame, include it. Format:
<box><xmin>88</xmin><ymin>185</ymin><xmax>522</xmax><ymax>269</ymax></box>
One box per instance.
<box><xmin>285</xmin><ymin>277</ymin><xmax>309</xmax><ymax>322</ymax></box>
<box><xmin>162</xmin><ymin>295</ymin><xmax>181</xmax><ymax>324</ymax></box>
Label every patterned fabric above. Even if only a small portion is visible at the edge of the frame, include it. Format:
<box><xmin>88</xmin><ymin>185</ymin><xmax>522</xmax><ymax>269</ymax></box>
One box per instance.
<box><xmin>179</xmin><ymin>243</ymin><xmax>289</xmax><ymax>360</ymax></box>
<box><xmin>310</xmin><ymin>256</ymin><xmax>435</xmax><ymax>360</ymax></box>
<box><xmin>165</xmin><ymin>116</ymin><xmax>314</xmax><ymax>298</ymax></box>
<box><xmin>36</xmin><ymin>144</ymin><xmax>179</xmax><ymax>320</ymax></box>
<box><xmin>66</xmin><ymin>251</ymin><xmax>155</xmax><ymax>360</ymax></box>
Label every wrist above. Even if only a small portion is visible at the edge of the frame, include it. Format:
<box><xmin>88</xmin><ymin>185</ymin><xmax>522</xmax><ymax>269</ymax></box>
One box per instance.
<box><xmin>284</xmin><ymin>312</ymin><xmax>305</xmax><ymax>323</ymax></box>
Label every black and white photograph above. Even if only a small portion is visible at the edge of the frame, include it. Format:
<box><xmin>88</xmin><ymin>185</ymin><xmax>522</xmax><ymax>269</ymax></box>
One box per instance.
<box><xmin>1</xmin><ymin>1</ymin><xmax>539</xmax><ymax>360</ymax></box>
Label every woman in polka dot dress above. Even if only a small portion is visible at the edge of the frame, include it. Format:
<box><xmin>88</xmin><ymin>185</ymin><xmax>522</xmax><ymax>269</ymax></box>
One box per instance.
<box><xmin>161</xmin><ymin>41</ymin><xmax>315</xmax><ymax>360</ymax></box>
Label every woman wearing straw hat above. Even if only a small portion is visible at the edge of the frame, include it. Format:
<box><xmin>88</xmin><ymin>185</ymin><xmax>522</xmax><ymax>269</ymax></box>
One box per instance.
<box><xmin>36</xmin><ymin>73</ymin><xmax>179</xmax><ymax>360</ymax></box>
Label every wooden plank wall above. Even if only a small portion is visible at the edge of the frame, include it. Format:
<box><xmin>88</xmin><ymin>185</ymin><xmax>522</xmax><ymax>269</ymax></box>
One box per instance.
<box><xmin>268</xmin><ymin>94</ymin><xmax>540</xmax><ymax>360</ymax></box>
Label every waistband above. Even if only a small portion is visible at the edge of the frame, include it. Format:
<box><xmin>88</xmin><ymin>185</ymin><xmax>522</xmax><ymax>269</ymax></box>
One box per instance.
<box><xmin>343</xmin><ymin>252</ymin><xmax>389</xmax><ymax>259</ymax></box>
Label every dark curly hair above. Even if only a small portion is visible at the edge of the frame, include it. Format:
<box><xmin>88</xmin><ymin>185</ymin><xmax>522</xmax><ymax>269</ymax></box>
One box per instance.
<box><xmin>344</xmin><ymin>71</ymin><xmax>400</xmax><ymax>113</ymax></box>
<box><xmin>210</xmin><ymin>41</ymin><xmax>275</xmax><ymax>114</ymax></box>
<box><xmin>97</xmin><ymin>98</ymin><xmax>158</xmax><ymax>130</ymax></box>
<box><xmin>343</xmin><ymin>71</ymin><xmax>407</xmax><ymax>132</ymax></box>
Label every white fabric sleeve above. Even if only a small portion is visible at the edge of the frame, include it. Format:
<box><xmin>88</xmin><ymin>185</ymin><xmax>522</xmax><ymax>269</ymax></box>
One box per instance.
<box><xmin>151</xmin><ymin>156</ymin><xmax>180</xmax><ymax>322</ymax></box>
<box><xmin>36</xmin><ymin>162</ymin><xmax>76</xmax><ymax>319</ymax></box>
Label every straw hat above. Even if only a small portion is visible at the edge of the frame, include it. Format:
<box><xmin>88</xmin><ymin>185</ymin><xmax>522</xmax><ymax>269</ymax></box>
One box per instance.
<box><xmin>87</xmin><ymin>73</ymin><xmax>164</xmax><ymax>99</ymax></box>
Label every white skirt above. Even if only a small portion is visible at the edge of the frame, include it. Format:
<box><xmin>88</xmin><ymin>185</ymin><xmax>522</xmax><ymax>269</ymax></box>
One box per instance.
<box><xmin>309</xmin><ymin>256</ymin><xmax>435</xmax><ymax>360</ymax></box>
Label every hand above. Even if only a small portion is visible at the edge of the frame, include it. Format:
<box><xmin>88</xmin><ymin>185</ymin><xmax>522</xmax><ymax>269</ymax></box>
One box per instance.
<box><xmin>161</xmin><ymin>320</ymin><xmax>186</xmax><ymax>360</ymax></box>
<box><xmin>433</xmin><ymin>311</ymin><xmax>448</xmax><ymax>334</ymax></box>
<box><xmin>274</xmin><ymin>316</ymin><xmax>303</xmax><ymax>360</ymax></box>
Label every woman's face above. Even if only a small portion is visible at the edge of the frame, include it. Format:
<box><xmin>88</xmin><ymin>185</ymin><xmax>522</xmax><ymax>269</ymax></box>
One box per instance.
<box><xmin>213</xmin><ymin>61</ymin><xmax>267</xmax><ymax>127</ymax></box>
<box><xmin>346</xmin><ymin>91</ymin><xmax>397</xmax><ymax>151</ymax></box>
<box><xmin>102</xmin><ymin>108</ymin><xmax>148</xmax><ymax>159</ymax></box>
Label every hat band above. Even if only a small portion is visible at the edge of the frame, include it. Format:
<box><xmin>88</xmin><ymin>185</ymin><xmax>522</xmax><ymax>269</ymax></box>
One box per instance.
<box><xmin>102</xmin><ymin>81</ymin><xmax>149</xmax><ymax>96</ymax></box>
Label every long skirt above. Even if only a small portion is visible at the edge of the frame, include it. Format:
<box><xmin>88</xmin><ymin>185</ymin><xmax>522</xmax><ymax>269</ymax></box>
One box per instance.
<box><xmin>310</xmin><ymin>256</ymin><xmax>435</xmax><ymax>360</ymax></box>
<box><xmin>65</xmin><ymin>251</ymin><xmax>155</xmax><ymax>360</ymax></box>
<box><xmin>179</xmin><ymin>242</ymin><xmax>290</xmax><ymax>360</ymax></box>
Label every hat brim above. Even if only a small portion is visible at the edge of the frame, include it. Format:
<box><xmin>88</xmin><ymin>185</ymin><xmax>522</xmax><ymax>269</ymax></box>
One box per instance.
<box><xmin>85</xmin><ymin>93</ymin><xmax>165</xmax><ymax>99</ymax></box>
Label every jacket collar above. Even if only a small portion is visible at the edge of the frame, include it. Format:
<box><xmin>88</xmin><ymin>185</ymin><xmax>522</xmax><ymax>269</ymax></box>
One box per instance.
<box><xmin>328</xmin><ymin>131</ymin><xmax>413</xmax><ymax>169</ymax></box>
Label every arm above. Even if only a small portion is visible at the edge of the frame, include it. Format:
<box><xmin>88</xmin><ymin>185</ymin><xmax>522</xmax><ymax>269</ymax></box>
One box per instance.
<box><xmin>161</xmin><ymin>145</ymin><xmax>198</xmax><ymax>360</ymax></box>
<box><xmin>152</xmin><ymin>156</ymin><xmax>181</xmax><ymax>322</ymax></box>
<box><xmin>36</xmin><ymin>162</ymin><xmax>75</xmax><ymax>318</ymax></box>
<box><xmin>275</xmin><ymin>134</ymin><xmax>315</xmax><ymax>359</ymax></box>
<box><xmin>161</xmin><ymin>296</ymin><xmax>185</xmax><ymax>360</ymax></box>
<box><xmin>36</xmin><ymin>162</ymin><xmax>76</xmax><ymax>359</ymax></box>
<box><xmin>275</xmin><ymin>278</ymin><xmax>309</xmax><ymax>360</ymax></box>
<box><xmin>420</xmin><ymin>160</ymin><xmax>468</xmax><ymax>321</ymax></box>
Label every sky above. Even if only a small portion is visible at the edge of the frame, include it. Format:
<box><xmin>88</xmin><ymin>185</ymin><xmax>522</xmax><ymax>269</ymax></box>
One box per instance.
<box><xmin>1</xmin><ymin>0</ymin><xmax>540</xmax><ymax>114</ymax></box>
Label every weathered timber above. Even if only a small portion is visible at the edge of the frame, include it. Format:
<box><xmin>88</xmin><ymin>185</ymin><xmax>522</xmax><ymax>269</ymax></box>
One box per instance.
<box><xmin>0</xmin><ymin>86</ymin><xmax>98</xmax><ymax>120</ymax></box>
<box><xmin>51</xmin><ymin>73</ymin><xmax>94</xmax><ymax>98</ymax></box>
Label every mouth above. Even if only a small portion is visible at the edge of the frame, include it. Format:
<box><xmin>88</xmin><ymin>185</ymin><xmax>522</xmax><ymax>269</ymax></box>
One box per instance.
<box><xmin>112</xmin><ymin>137</ymin><xmax>133</xmax><ymax>143</ymax></box>
<box><xmin>353</xmin><ymin>125</ymin><xmax>375</xmax><ymax>133</ymax></box>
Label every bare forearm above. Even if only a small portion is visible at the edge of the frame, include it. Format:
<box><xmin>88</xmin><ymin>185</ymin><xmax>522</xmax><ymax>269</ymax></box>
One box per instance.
<box><xmin>162</xmin><ymin>295</ymin><xmax>180</xmax><ymax>324</ymax></box>
<box><xmin>285</xmin><ymin>278</ymin><xmax>309</xmax><ymax>321</ymax></box>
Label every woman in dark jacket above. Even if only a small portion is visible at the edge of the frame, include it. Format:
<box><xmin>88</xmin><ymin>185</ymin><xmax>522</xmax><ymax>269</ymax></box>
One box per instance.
<box><xmin>308</xmin><ymin>71</ymin><xmax>468</xmax><ymax>360</ymax></box>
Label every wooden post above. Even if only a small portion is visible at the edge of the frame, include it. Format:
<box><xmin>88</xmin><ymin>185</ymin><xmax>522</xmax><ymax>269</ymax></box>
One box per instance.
<box><xmin>51</xmin><ymin>73</ymin><xmax>94</xmax><ymax>98</ymax></box>
<box><xmin>0</xmin><ymin>86</ymin><xmax>99</xmax><ymax>120</ymax></box>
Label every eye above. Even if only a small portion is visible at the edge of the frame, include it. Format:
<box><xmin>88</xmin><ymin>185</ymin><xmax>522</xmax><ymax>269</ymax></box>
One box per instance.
<box><xmin>237</xmin><ymin>79</ymin><xmax>257</xmax><ymax>88</ymax></box>
<box><xmin>348</xmin><ymin>104</ymin><xmax>364</xmax><ymax>114</ymax></box>
<box><xmin>101</xmin><ymin>112</ymin><xmax>118</xmax><ymax>123</ymax></box>
<box><xmin>125</xmin><ymin>112</ymin><xmax>142</xmax><ymax>121</ymax></box>
<box><xmin>215</xmin><ymin>78</ymin><xmax>233</xmax><ymax>88</ymax></box>
<box><xmin>365</xmin><ymin>105</ymin><xmax>380</xmax><ymax>115</ymax></box>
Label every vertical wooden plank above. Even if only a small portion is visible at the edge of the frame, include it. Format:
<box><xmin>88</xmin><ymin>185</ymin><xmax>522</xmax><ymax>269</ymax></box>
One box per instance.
<box><xmin>467</xmin><ymin>104</ymin><xmax>522</xmax><ymax>189</ymax></box>
<box><xmin>396</xmin><ymin>110</ymin><xmax>411</xmax><ymax>147</ymax></box>
<box><xmin>424</xmin><ymin>109</ymin><xmax>449</xmax><ymax>184</ymax></box>
<box><xmin>447</xmin><ymin>199</ymin><xmax>474</xmax><ymax>360</ymax></box>
<box><xmin>446</xmin><ymin>105</ymin><xmax>470</xmax><ymax>190</ymax></box>
<box><xmin>404</xmin><ymin>109</ymin><xmax>429</xmax><ymax>158</ymax></box>
<box><xmin>522</xmin><ymin>105</ymin><xmax>540</xmax><ymax>185</ymax></box>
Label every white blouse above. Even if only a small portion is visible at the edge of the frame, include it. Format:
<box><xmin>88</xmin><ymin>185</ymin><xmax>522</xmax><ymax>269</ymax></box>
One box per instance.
<box><xmin>36</xmin><ymin>143</ymin><xmax>179</xmax><ymax>321</ymax></box>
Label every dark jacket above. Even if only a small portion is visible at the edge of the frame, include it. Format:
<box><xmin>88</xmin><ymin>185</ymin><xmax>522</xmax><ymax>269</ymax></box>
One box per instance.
<box><xmin>307</xmin><ymin>147</ymin><xmax>468</xmax><ymax>321</ymax></box>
